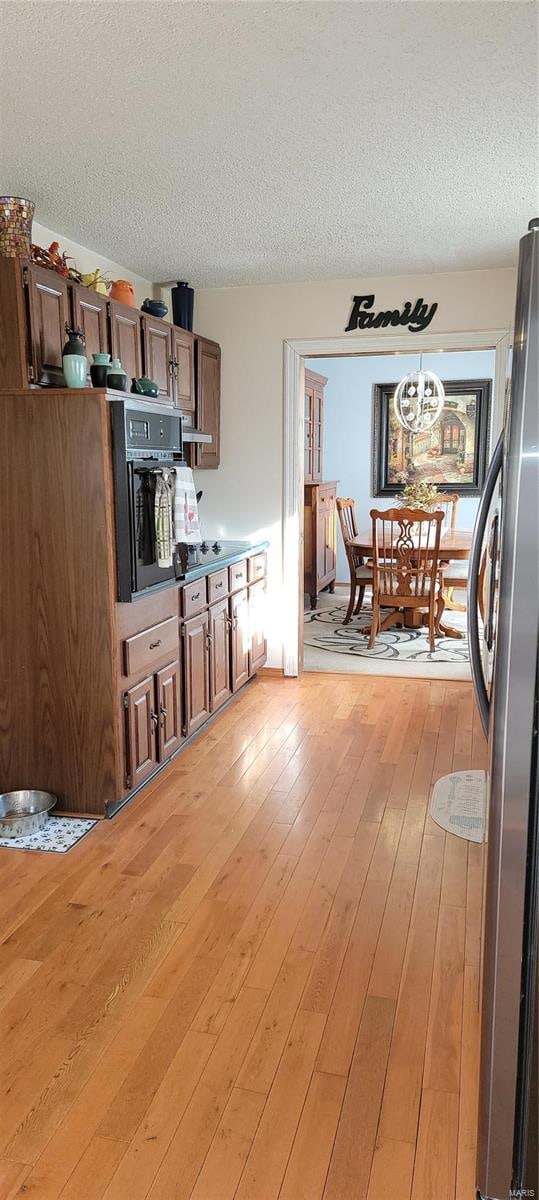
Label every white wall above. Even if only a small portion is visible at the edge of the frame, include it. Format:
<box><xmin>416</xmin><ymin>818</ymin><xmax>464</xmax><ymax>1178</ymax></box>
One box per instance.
<box><xmin>192</xmin><ymin>267</ymin><xmax>515</xmax><ymax>666</ymax></box>
<box><xmin>32</xmin><ymin>222</ymin><xmax>153</xmax><ymax>308</ymax></box>
<box><xmin>313</xmin><ymin>349</ymin><xmax>496</xmax><ymax>581</ymax></box>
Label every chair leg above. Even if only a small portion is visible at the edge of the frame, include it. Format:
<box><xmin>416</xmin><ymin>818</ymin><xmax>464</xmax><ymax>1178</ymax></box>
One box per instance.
<box><xmin>429</xmin><ymin>600</ymin><xmax>437</xmax><ymax>653</ymax></box>
<box><xmin>344</xmin><ymin>580</ymin><xmax>356</xmax><ymax>624</ymax></box>
<box><xmin>368</xmin><ymin>599</ymin><xmax>379</xmax><ymax>649</ymax></box>
<box><xmin>353</xmin><ymin>585</ymin><xmax>365</xmax><ymax>615</ymax></box>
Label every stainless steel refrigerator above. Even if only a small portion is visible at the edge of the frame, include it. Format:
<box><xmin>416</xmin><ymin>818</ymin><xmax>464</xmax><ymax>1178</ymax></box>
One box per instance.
<box><xmin>468</xmin><ymin>218</ymin><xmax>538</xmax><ymax>1200</ymax></box>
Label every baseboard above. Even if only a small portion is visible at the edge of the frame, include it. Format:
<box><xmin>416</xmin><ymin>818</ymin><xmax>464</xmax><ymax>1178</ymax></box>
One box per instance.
<box><xmin>259</xmin><ymin>665</ymin><xmax>285</xmax><ymax>677</ymax></box>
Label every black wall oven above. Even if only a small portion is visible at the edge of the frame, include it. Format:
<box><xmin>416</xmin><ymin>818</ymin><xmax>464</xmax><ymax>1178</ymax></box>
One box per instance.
<box><xmin>111</xmin><ymin>401</ymin><xmax>184</xmax><ymax>601</ymax></box>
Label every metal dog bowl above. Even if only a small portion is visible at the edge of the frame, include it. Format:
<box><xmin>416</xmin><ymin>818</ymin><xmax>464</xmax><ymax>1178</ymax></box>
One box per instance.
<box><xmin>0</xmin><ymin>790</ymin><xmax>56</xmax><ymax>838</ymax></box>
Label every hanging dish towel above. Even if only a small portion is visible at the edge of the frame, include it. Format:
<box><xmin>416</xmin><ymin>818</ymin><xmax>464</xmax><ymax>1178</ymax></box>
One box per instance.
<box><xmin>154</xmin><ymin>470</ymin><xmax>174</xmax><ymax>567</ymax></box>
<box><xmin>174</xmin><ymin>465</ymin><xmax>201</xmax><ymax>544</ymax></box>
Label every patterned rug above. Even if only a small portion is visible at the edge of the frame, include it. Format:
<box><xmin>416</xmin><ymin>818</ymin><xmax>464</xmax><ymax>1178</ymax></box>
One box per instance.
<box><xmin>304</xmin><ymin>594</ymin><xmax>473</xmax><ymax>679</ymax></box>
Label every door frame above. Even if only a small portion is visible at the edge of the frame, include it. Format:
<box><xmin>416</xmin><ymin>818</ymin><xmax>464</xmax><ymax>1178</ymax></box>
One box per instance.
<box><xmin>283</xmin><ymin>327</ymin><xmax>511</xmax><ymax>677</ymax></box>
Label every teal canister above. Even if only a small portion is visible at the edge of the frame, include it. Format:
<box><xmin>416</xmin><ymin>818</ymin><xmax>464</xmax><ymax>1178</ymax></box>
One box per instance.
<box><xmin>62</xmin><ymin>325</ymin><xmax>87</xmax><ymax>388</ymax></box>
<box><xmin>90</xmin><ymin>352</ymin><xmax>111</xmax><ymax>387</ymax></box>
<box><xmin>107</xmin><ymin>357</ymin><xmax>128</xmax><ymax>391</ymax></box>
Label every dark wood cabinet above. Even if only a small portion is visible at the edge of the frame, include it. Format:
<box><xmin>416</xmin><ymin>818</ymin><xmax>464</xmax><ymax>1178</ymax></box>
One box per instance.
<box><xmin>109</xmin><ymin>300</ymin><xmax>142</xmax><ymax>384</ymax></box>
<box><xmin>209</xmin><ymin>597</ymin><xmax>231</xmax><ymax>712</ymax></box>
<box><xmin>26</xmin><ymin>262</ymin><xmax>70</xmax><ymax>387</ymax></box>
<box><xmin>304</xmin><ymin>368</ymin><xmax>326</xmax><ymax>483</ymax></box>
<box><xmin>172</xmin><ymin>327</ymin><xmax>195</xmax><ymax>416</ymax></box>
<box><xmin>156</xmin><ymin>659</ymin><xmax>183</xmax><ymax>759</ymax></box>
<box><xmin>71</xmin><ymin>284</ymin><xmax>109</xmax><ymax>364</ymax></box>
<box><xmin>195</xmin><ymin>338</ymin><xmax>221</xmax><ymax>469</ymax></box>
<box><xmin>304</xmin><ymin>482</ymin><xmax>337</xmax><ymax>609</ymax></box>
<box><xmin>182</xmin><ymin>609</ymin><xmax>211</xmax><ymax>737</ymax></box>
<box><xmin>249</xmin><ymin>579</ymin><xmax>267</xmax><ymax>675</ymax></box>
<box><xmin>231</xmin><ymin>588</ymin><xmax>250</xmax><ymax>691</ymax></box>
<box><xmin>141</xmin><ymin>314</ymin><xmax>174</xmax><ymax>406</ymax></box>
<box><xmin>124</xmin><ymin>675</ymin><xmax>157</xmax><ymax>790</ymax></box>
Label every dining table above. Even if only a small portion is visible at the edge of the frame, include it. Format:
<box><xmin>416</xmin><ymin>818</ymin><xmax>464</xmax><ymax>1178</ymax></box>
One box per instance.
<box><xmin>350</xmin><ymin>528</ymin><xmax>473</xmax><ymax>639</ymax></box>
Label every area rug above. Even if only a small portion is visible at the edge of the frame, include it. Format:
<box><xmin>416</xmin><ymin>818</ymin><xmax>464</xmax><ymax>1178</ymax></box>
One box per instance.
<box><xmin>0</xmin><ymin>816</ymin><xmax>97</xmax><ymax>853</ymax></box>
<box><xmin>304</xmin><ymin>594</ymin><xmax>473</xmax><ymax>680</ymax></box>
<box><xmin>430</xmin><ymin>770</ymin><xmax>487</xmax><ymax>842</ymax></box>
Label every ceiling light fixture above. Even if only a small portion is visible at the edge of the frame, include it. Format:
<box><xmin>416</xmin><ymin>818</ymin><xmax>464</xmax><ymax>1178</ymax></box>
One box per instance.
<box><xmin>393</xmin><ymin>354</ymin><xmax>445</xmax><ymax>433</ymax></box>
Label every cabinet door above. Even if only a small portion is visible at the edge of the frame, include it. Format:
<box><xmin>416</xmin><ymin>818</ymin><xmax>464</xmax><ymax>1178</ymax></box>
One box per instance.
<box><xmin>231</xmin><ymin>589</ymin><xmax>249</xmax><ymax>691</ymax></box>
<box><xmin>142</xmin><ymin>315</ymin><xmax>174</xmax><ymax>405</ymax></box>
<box><xmin>208</xmin><ymin>598</ymin><xmax>231</xmax><ymax>713</ymax></box>
<box><xmin>109</xmin><ymin>301</ymin><xmax>142</xmax><ymax>384</ymax></box>
<box><xmin>312</xmin><ymin>391</ymin><xmax>323</xmax><ymax>481</ymax></box>
<box><xmin>248</xmin><ymin>580</ymin><xmax>267</xmax><ymax>676</ymax></box>
<box><xmin>124</xmin><ymin>675</ymin><xmax>157</xmax><ymax>789</ymax></box>
<box><xmin>25</xmin><ymin>263</ymin><xmax>70</xmax><ymax>386</ymax></box>
<box><xmin>156</xmin><ymin>659</ymin><xmax>183</xmax><ymax>760</ymax></box>
<box><xmin>71</xmin><ymin>284</ymin><xmax>109</xmax><ymax>365</ymax></box>
<box><xmin>304</xmin><ymin>388</ymin><xmax>314</xmax><ymax>482</ymax></box>
<box><xmin>195</xmin><ymin>338</ymin><xmax>221</xmax><ymax>469</ymax></box>
<box><xmin>182</xmin><ymin>610</ymin><xmax>210</xmax><ymax>736</ymax></box>
<box><xmin>172</xmin><ymin>327</ymin><xmax>195</xmax><ymax>415</ymax></box>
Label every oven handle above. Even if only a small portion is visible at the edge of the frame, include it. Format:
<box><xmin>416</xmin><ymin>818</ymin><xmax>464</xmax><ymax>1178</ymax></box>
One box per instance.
<box><xmin>467</xmin><ymin>432</ymin><xmax>503</xmax><ymax>738</ymax></box>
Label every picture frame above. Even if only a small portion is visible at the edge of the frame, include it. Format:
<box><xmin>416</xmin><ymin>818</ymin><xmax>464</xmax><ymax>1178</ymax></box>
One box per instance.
<box><xmin>372</xmin><ymin>378</ymin><xmax>492</xmax><ymax>497</ymax></box>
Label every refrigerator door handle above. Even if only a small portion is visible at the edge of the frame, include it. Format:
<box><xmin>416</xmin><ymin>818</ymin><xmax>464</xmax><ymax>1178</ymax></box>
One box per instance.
<box><xmin>468</xmin><ymin>431</ymin><xmax>504</xmax><ymax>737</ymax></box>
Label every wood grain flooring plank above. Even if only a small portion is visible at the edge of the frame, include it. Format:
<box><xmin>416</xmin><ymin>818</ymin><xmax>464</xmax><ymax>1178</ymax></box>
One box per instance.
<box><xmin>279</xmin><ymin>1070</ymin><xmax>347</xmax><ymax>1200</ymax></box>
<box><xmin>411</xmin><ymin>1089</ymin><xmax>459</xmax><ymax>1200</ymax></box>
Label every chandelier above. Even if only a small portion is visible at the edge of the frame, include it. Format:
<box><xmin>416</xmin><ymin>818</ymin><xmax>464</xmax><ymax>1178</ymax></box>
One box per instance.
<box><xmin>393</xmin><ymin>355</ymin><xmax>445</xmax><ymax>433</ymax></box>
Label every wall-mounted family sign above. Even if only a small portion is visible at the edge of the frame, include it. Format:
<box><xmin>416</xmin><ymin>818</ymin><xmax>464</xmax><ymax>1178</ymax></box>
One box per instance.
<box><xmin>345</xmin><ymin>294</ymin><xmax>438</xmax><ymax>333</ymax></box>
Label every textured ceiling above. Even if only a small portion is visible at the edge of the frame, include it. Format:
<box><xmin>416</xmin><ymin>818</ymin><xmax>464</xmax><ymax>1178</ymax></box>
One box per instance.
<box><xmin>1</xmin><ymin>1</ymin><xmax>537</xmax><ymax>286</ymax></box>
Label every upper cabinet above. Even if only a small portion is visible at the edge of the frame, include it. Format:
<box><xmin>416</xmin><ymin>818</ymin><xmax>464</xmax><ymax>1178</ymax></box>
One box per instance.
<box><xmin>71</xmin><ymin>284</ymin><xmax>108</xmax><ymax>363</ymax></box>
<box><xmin>195</xmin><ymin>337</ymin><xmax>221</xmax><ymax>469</ymax></box>
<box><xmin>304</xmin><ymin>368</ymin><xmax>326</xmax><ymax>483</ymax></box>
<box><xmin>172</xmin><ymin>327</ymin><xmax>195</xmax><ymax>416</ymax></box>
<box><xmin>141</xmin><ymin>313</ymin><xmax>174</xmax><ymax>406</ymax></box>
<box><xmin>26</xmin><ymin>262</ymin><xmax>70</xmax><ymax>387</ymax></box>
<box><xmin>109</xmin><ymin>300</ymin><xmax>142</xmax><ymax>384</ymax></box>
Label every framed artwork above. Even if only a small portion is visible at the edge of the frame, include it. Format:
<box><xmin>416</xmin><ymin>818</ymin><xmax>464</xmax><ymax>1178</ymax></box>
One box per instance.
<box><xmin>372</xmin><ymin>378</ymin><xmax>492</xmax><ymax>497</ymax></box>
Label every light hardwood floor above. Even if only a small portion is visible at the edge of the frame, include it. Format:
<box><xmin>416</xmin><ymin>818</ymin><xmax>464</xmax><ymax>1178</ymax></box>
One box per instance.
<box><xmin>0</xmin><ymin>673</ymin><xmax>487</xmax><ymax>1200</ymax></box>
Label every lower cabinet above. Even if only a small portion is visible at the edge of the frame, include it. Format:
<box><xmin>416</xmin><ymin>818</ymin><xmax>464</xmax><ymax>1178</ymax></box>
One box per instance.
<box><xmin>124</xmin><ymin>659</ymin><xmax>182</xmax><ymax>790</ymax></box>
<box><xmin>231</xmin><ymin>588</ymin><xmax>250</xmax><ymax>691</ymax></box>
<box><xmin>182</xmin><ymin>609</ymin><xmax>211</xmax><ymax>737</ymax></box>
<box><xmin>249</xmin><ymin>579</ymin><xmax>268</xmax><ymax>674</ymax></box>
<box><xmin>209</xmin><ymin>597</ymin><xmax>231</xmax><ymax>712</ymax></box>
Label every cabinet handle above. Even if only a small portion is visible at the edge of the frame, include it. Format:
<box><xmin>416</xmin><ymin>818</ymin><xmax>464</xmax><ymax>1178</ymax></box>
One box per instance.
<box><xmin>234</xmin><ymin>615</ymin><xmax>239</xmax><ymax>629</ymax></box>
<box><xmin>150</xmin><ymin>711</ymin><xmax>159</xmax><ymax>729</ymax></box>
<box><xmin>191</xmin><ymin>591</ymin><xmax>200</xmax><ymax>601</ymax></box>
<box><xmin>215</xmin><ymin>580</ymin><xmax>223</xmax><ymax>589</ymax></box>
<box><xmin>226</xmin><ymin>615</ymin><xmax>233</xmax><ymax>631</ymax></box>
<box><xmin>206</xmin><ymin>633</ymin><xmax>212</xmax><ymax>650</ymax></box>
<box><xmin>168</xmin><ymin>358</ymin><xmax>175</xmax><ymax>378</ymax></box>
<box><xmin>159</xmin><ymin>706</ymin><xmax>167</xmax><ymax>726</ymax></box>
<box><xmin>149</xmin><ymin>638</ymin><xmax>162</xmax><ymax>650</ymax></box>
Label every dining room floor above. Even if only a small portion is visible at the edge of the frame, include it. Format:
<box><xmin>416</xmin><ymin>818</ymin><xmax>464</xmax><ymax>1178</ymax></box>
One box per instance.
<box><xmin>0</xmin><ymin>671</ymin><xmax>485</xmax><ymax>1199</ymax></box>
<box><xmin>304</xmin><ymin>590</ymin><xmax>472</xmax><ymax>680</ymax></box>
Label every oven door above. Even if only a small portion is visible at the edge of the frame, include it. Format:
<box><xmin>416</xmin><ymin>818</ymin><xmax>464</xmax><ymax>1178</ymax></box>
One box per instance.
<box><xmin>129</xmin><ymin>461</ymin><xmax>181</xmax><ymax>596</ymax></box>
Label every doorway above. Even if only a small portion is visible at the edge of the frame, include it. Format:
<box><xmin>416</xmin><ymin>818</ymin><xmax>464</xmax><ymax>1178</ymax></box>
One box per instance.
<box><xmin>282</xmin><ymin>329</ymin><xmax>510</xmax><ymax>677</ymax></box>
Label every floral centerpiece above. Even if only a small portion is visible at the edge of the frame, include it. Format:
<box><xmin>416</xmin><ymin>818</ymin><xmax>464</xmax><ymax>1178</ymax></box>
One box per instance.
<box><xmin>400</xmin><ymin>479</ymin><xmax>439</xmax><ymax>511</ymax></box>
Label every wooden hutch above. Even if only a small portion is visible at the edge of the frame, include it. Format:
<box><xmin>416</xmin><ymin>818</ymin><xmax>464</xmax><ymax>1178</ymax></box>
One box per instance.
<box><xmin>303</xmin><ymin>368</ymin><xmax>337</xmax><ymax>609</ymax></box>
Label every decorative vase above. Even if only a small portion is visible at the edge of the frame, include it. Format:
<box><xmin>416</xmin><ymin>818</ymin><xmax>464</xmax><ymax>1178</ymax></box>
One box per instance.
<box><xmin>141</xmin><ymin>298</ymin><xmax>168</xmax><ymax>319</ymax></box>
<box><xmin>171</xmin><ymin>281</ymin><xmax>193</xmax><ymax>331</ymax></box>
<box><xmin>62</xmin><ymin>326</ymin><xmax>87</xmax><ymax>388</ymax></box>
<box><xmin>110</xmin><ymin>279</ymin><xmax>135</xmax><ymax>306</ymax></box>
<box><xmin>131</xmin><ymin>376</ymin><xmax>159</xmax><ymax>398</ymax></box>
<box><xmin>90</xmin><ymin>352</ymin><xmax>111</xmax><ymax>387</ymax></box>
<box><xmin>107</xmin><ymin>357</ymin><xmax>128</xmax><ymax>391</ymax></box>
<box><xmin>0</xmin><ymin>196</ymin><xmax>34</xmax><ymax>257</ymax></box>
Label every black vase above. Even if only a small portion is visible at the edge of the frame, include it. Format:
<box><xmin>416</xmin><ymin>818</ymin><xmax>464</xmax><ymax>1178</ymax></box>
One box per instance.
<box><xmin>90</xmin><ymin>363</ymin><xmax>109</xmax><ymax>387</ymax></box>
<box><xmin>171</xmin><ymin>281</ymin><xmax>194</xmax><ymax>331</ymax></box>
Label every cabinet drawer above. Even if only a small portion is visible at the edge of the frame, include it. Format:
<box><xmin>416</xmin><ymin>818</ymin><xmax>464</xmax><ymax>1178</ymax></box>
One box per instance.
<box><xmin>124</xmin><ymin>616</ymin><xmax>178</xmax><ymax>678</ymax></box>
<box><xmin>180</xmin><ymin>578</ymin><xmax>208</xmax><ymax>618</ymax></box>
<box><xmin>229</xmin><ymin>559</ymin><xmax>247</xmax><ymax>592</ymax></box>
<box><xmin>207</xmin><ymin>568</ymin><xmax>229</xmax><ymax>604</ymax></box>
<box><xmin>248</xmin><ymin>552</ymin><xmax>267</xmax><ymax>583</ymax></box>
<box><xmin>319</xmin><ymin>484</ymin><xmax>336</xmax><ymax>513</ymax></box>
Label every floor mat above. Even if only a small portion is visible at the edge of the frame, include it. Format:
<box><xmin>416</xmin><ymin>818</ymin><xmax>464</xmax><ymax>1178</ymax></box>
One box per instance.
<box><xmin>0</xmin><ymin>816</ymin><xmax>98</xmax><ymax>853</ymax></box>
<box><xmin>430</xmin><ymin>770</ymin><xmax>487</xmax><ymax>842</ymax></box>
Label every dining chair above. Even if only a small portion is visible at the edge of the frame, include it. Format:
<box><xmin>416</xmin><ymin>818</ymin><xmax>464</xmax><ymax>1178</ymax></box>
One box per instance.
<box><xmin>336</xmin><ymin>497</ymin><xmax>372</xmax><ymax>624</ymax></box>
<box><xmin>437</xmin><ymin>493</ymin><xmax>467</xmax><ymax>609</ymax></box>
<box><xmin>369</xmin><ymin>507</ymin><xmax>445</xmax><ymax>653</ymax></box>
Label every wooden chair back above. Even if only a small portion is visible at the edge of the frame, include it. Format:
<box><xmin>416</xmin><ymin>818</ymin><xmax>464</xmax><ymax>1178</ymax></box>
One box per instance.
<box><xmin>370</xmin><ymin>507</ymin><xmax>444</xmax><ymax>601</ymax></box>
<box><xmin>336</xmin><ymin>497</ymin><xmax>363</xmax><ymax>568</ymax></box>
<box><xmin>436</xmin><ymin>492</ymin><xmax>459</xmax><ymax>530</ymax></box>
